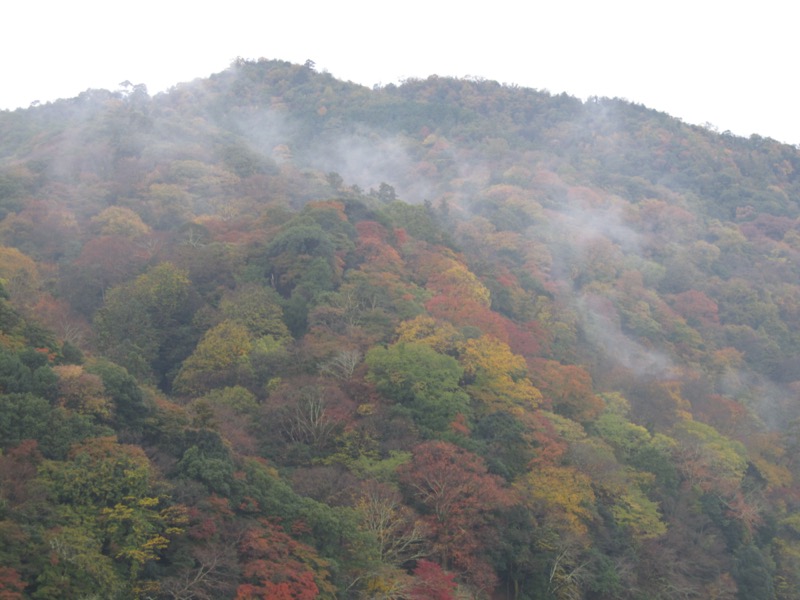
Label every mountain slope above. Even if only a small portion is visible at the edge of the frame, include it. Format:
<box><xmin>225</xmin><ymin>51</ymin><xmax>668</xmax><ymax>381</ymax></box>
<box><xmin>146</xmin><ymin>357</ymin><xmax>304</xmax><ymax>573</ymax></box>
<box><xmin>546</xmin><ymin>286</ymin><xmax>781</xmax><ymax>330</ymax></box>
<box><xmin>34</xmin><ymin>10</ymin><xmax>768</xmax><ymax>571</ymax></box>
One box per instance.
<box><xmin>0</xmin><ymin>58</ymin><xmax>799</xmax><ymax>599</ymax></box>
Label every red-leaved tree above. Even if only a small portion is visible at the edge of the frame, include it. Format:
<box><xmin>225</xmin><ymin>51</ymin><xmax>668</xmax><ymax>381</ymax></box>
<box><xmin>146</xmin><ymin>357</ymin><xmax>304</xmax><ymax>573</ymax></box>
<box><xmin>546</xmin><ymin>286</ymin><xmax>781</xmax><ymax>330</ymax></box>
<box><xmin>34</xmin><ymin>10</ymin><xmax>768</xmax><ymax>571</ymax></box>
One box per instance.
<box><xmin>398</xmin><ymin>441</ymin><xmax>516</xmax><ymax>593</ymax></box>
<box><xmin>407</xmin><ymin>559</ymin><xmax>457</xmax><ymax>600</ymax></box>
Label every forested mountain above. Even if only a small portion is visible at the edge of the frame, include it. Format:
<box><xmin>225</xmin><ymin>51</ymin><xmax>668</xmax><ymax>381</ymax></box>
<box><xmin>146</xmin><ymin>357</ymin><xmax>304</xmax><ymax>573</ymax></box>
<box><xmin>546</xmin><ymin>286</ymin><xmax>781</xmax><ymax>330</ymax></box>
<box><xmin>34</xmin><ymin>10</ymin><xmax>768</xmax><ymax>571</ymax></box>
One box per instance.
<box><xmin>1</xmin><ymin>57</ymin><xmax>800</xmax><ymax>599</ymax></box>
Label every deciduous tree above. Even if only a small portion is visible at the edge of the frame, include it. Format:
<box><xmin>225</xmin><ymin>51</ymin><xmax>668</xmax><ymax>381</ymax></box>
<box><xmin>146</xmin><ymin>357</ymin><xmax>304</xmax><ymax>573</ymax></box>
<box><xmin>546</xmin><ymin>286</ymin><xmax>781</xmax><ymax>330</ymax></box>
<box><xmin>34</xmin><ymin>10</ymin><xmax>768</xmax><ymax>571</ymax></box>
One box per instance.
<box><xmin>366</xmin><ymin>343</ymin><xmax>469</xmax><ymax>434</ymax></box>
<box><xmin>172</xmin><ymin>321</ymin><xmax>253</xmax><ymax>396</ymax></box>
<box><xmin>461</xmin><ymin>335</ymin><xmax>542</xmax><ymax>414</ymax></box>
<box><xmin>235</xmin><ymin>518</ymin><xmax>334</xmax><ymax>600</ymax></box>
<box><xmin>399</xmin><ymin>440</ymin><xmax>515</xmax><ymax>591</ymax></box>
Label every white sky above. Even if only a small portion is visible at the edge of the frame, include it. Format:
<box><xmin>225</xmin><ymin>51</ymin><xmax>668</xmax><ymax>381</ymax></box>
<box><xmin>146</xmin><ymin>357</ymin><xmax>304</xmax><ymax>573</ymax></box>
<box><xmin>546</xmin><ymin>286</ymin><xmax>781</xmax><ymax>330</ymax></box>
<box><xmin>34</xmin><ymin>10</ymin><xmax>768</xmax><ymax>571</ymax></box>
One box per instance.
<box><xmin>2</xmin><ymin>1</ymin><xmax>797</xmax><ymax>145</ymax></box>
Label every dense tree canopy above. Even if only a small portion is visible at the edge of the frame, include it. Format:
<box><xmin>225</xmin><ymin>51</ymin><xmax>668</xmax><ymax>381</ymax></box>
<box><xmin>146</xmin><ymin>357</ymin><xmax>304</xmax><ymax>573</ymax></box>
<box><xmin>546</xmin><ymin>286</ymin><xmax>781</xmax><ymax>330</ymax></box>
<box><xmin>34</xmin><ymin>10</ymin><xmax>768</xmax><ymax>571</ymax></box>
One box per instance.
<box><xmin>0</xmin><ymin>57</ymin><xmax>799</xmax><ymax>599</ymax></box>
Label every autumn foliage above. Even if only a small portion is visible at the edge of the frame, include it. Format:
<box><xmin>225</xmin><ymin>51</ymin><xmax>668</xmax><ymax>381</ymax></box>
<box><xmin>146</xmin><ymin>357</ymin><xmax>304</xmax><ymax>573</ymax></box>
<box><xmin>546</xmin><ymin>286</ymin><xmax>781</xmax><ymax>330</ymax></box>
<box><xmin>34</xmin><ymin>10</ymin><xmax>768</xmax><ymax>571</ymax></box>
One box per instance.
<box><xmin>0</xmin><ymin>58</ymin><xmax>799</xmax><ymax>600</ymax></box>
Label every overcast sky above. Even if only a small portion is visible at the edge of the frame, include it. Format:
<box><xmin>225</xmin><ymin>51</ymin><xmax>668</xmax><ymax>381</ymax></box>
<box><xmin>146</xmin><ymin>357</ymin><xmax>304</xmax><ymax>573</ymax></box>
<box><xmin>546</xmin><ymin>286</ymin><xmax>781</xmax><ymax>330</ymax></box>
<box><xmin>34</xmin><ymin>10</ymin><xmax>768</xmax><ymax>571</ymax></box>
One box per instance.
<box><xmin>3</xmin><ymin>1</ymin><xmax>797</xmax><ymax>145</ymax></box>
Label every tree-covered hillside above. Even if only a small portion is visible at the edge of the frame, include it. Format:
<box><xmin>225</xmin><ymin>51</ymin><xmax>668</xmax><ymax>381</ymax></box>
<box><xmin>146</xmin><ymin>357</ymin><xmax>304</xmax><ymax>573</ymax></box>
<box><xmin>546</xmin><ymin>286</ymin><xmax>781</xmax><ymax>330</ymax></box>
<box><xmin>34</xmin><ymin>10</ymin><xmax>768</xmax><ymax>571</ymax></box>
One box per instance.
<box><xmin>1</xmin><ymin>57</ymin><xmax>800</xmax><ymax>599</ymax></box>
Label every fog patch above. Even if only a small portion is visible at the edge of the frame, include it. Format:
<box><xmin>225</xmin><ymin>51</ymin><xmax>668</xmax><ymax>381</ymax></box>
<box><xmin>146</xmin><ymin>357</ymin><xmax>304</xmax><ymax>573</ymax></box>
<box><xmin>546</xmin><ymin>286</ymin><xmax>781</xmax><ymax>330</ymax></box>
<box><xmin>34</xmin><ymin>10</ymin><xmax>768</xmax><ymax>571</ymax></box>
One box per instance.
<box><xmin>230</xmin><ymin>107</ymin><xmax>298</xmax><ymax>164</ymax></box>
<box><xmin>560</xmin><ymin>189</ymin><xmax>642</xmax><ymax>254</ymax></box>
<box><xmin>305</xmin><ymin>129</ymin><xmax>434</xmax><ymax>203</ymax></box>
<box><xmin>716</xmin><ymin>365</ymin><xmax>800</xmax><ymax>429</ymax></box>
<box><xmin>576</xmin><ymin>291</ymin><xmax>673</xmax><ymax>378</ymax></box>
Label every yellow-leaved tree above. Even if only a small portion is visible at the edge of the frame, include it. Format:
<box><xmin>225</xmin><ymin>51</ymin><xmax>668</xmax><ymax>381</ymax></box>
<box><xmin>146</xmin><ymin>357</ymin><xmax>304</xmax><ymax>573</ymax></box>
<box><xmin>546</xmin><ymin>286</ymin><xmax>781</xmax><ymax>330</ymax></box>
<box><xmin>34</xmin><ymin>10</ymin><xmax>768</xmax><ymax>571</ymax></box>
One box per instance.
<box><xmin>173</xmin><ymin>321</ymin><xmax>253</xmax><ymax>396</ymax></box>
<box><xmin>0</xmin><ymin>245</ymin><xmax>40</xmax><ymax>306</ymax></box>
<box><xmin>395</xmin><ymin>315</ymin><xmax>464</xmax><ymax>356</ymax></box>
<box><xmin>461</xmin><ymin>335</ymin><xmax>542</xmax><ymax>414</ymax></box>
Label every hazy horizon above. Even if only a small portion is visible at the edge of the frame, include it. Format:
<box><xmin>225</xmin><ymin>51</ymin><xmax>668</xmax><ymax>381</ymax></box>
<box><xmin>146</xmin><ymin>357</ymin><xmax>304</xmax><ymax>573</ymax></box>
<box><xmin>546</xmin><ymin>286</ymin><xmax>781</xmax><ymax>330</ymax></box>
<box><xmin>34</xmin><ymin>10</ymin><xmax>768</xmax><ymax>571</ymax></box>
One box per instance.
<box><xmin>3</xmin><ymin>0</ymin><xmax>797</xmax><ymax>145</ymax></box>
